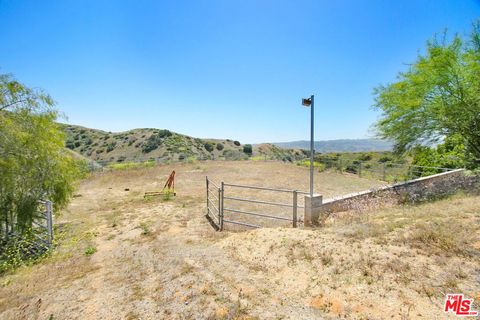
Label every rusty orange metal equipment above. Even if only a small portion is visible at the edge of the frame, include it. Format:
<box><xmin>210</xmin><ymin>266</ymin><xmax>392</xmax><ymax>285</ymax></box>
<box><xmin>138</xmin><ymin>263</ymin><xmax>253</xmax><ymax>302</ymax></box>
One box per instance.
<box><xmin>144</xmin><ymin>170</ymin><xmax>176</xmax><ymax>198</ymax></box>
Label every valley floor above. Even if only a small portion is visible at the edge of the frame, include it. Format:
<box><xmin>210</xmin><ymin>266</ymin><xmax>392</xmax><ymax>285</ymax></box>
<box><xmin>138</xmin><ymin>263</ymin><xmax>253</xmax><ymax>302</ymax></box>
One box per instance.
<box><xmin>0</xmin><ymin>161</ymin><xmax>479</xmax><ymax>319</ymax></box>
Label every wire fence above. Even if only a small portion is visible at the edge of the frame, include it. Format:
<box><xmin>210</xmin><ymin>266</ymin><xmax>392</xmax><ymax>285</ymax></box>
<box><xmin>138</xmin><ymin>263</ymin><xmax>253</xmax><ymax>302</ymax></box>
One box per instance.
<box><xmin>315</xmin><ymin>158</ymin><xmax>458</xmax><ymax>182</ymax></box>
<box><xmin>1</xmin><ymin>200</ymin><xmax>54</xmax><ymax>256</ymax></box>
<box><xmin>85</xmin><ymin>152</ymin><xmax>460</xmax><ymax>184</ymax></box>
<box><xmin>85</xmin><ymin>153</ymin><xmax>289</xmax><ymax>171</ymax></box>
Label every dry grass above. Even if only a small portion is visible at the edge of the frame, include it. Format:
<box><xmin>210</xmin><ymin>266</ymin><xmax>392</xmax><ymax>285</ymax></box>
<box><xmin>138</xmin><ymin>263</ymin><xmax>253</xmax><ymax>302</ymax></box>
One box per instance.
<box><xmin>0</xmin><ymin>161</ymin><xmax>478</xmax><ymax>319</ymax></box>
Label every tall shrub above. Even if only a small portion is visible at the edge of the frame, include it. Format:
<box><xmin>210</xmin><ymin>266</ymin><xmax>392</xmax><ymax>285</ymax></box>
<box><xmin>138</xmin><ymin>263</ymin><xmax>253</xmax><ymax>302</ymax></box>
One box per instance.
<box><xmin>0</xmin><ymin>73</ymin><xmax>83</xmax><ymax>236</ymax></box>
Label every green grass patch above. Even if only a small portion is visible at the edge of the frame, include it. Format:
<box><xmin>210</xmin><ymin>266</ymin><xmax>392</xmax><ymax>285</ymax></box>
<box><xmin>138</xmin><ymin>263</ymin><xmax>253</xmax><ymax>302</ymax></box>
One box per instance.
<box><xmin>84</xmin><ymin>246</ymin><xmax>97</xmax><ymax>256</ymax></box>
<box><xmin>296</xmin><ymin>160</ymin><xmax>326</xmax><ymax>171</ymax></box>
<box><xmin>107</xmin><ymin>161</ymin><xmax>156</xmax><ymax>170</ymax></box>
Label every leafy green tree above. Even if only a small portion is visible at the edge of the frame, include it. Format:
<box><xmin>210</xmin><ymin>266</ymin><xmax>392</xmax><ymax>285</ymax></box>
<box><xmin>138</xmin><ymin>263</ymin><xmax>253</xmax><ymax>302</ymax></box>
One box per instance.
<box><xmin>0</xmin><ymin>73</ymin><xmax>83</xmax><ymax>236</ymax></box>
<box><xmin>411</xmin><ymin>134</ymin><xmax>470</xmax><ymax>176</ymax></box>
<box><xmin>243</xmin><ymin>144</ymin><xmax>253</xmax><ymax>155</ymax></box>
<box><xmin>374</xmin><ymin>22</ymin><xmax>480</xmax><ymax>168</ymax></box>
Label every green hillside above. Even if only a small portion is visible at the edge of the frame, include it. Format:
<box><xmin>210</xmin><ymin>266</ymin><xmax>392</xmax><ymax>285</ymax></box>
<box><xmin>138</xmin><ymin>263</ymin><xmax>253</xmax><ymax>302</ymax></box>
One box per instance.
<box><xmin>61</xmin><ymin>124</ymin><xmax>306</xmax><ymax>164</ymax></box>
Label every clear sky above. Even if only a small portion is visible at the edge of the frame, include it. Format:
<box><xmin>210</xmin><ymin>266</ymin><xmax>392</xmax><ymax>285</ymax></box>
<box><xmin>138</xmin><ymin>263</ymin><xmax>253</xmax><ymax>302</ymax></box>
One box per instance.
<box><xmin>0</xmin><ymin>1</ymin><xmax>478</xmax><ymax>143</ymax></box>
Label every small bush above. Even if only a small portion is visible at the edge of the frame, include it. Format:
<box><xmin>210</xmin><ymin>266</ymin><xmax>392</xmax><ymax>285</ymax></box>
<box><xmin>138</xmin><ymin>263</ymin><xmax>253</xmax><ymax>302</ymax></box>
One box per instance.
<box><xmin>65</xmin><ymin>140</ymin><xmax>75</xmax><ymax>149</ymax></box>
<box><xmin>106</xmin><ymin>142</ymin><xmax>116</xmax><ymax>152</ymax></box>
<box><xmin>84</xmin><ymin>246</ymin><xmax>97</xmax><ymax>256</ymax></box>
<box><xmin>157</xmin><ymin>129</ymin><xmax>172</xmax><ymax>138</ymax></box>
<box><xmin>378</xmin><ymin>156</ymin><xmax>393</xmax><ymax>163</ymax></box>
<box><xmin>139</xmin><ymin>222</ymin><xmax>151</xmax><ymax>235</ymax></box>
<box><xmin>345</xmin><ymin>164</ymin><xmax>358</xmax><ymax>174</ymax></box>
<box><xmin>233</xmin><ymin>141</ymin><xmax>241</xmax><ymax>146</ymax></box>
<box><xmin>204</xmin><ymin>143</ymin><xmax>214</xmax><ymax>152</ymax></box>
<box><xmin>358</xmin><ymin>153</ymin><xmax>373</xmax><ymax>161</ymax></box>
<box><xmin>142</xmin><ymin>136</ymin><xmax>161</xmax><ymax>153</ymax></box>
<box><xmin>216</xmin><ymin>143</ymin><xmax>224</xmax><ymax>151</ymax></box>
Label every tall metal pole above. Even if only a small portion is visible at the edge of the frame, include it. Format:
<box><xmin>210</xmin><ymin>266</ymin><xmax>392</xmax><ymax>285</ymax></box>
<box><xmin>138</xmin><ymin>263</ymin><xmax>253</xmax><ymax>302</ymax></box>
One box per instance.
<box><xmin>309</xmin><ymin>94</ymin><xmax>314</xmax><ymax>198</ymax></box>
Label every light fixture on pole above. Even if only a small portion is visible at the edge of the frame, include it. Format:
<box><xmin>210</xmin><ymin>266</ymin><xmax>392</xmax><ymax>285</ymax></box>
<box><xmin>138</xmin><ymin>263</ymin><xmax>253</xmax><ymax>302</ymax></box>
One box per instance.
<box><xmin>302</xmin><ymin>95</ymin><xmax>314</xmax><ymax>198</ymax></box>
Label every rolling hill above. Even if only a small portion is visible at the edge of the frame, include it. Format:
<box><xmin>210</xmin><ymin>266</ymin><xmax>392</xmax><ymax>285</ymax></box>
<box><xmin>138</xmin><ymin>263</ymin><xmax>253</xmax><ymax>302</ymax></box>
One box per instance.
<box><xmin>61</xmin><ymin>124</ymin><xmax>307</xmax><ymax>164</ymax></box>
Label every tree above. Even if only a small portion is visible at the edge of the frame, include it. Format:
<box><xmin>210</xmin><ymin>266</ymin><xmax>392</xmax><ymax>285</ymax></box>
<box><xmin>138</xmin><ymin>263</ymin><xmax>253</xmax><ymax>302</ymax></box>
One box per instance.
<box><xmin>243</xmin><ymin>144</ymin><xmax>253</xmax><ymax>155</ymax></box>
<box><xmin>373</xmin><ymin>22</ymin><xmax>480</xmax><ymax>168</ymax></box>
<box><xmin>204</xmin><ymin>142</ymin><xmax>214</xmax><ymax>152</ymax></box>
<box><xmin>0</xmin><ymin>73</ymin><xmax>83</xmax><ymax>236</ymax></box>
<box><xmin>411</xmin><ymin>134</ymin><xmax>470</xmax><ymax>175</ymax></box>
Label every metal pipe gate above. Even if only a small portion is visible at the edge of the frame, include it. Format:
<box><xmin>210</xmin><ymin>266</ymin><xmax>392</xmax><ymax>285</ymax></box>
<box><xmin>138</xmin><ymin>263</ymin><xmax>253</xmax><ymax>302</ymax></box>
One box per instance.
<box><xmin>206</xmin><ymin>177</ymin><xmax>308</xmax><ymax>230</ymax></box>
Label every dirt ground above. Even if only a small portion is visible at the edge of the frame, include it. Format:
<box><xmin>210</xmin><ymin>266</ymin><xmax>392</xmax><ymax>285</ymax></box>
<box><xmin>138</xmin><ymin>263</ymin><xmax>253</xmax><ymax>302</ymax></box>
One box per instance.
<box><xmin>0</xmin><ymin>161</ymin><xmax>479</xmax><ymax>319</ymax></box>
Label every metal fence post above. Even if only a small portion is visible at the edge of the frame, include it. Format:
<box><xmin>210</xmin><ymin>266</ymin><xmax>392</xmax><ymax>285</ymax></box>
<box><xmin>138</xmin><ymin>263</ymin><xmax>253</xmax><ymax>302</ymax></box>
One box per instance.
<box><xmin>220</xmin><ymin>182</ymin><xmax>224</xmax><ymax>231</ymax></box>
<box><xmin>292</xmin><ymin>190</ymin><xmax>298</xmax><ymax>228</ymax></box>
<box><xmin>206</xmin><ymin>177</ymin><xmax>209</xmax><ymax>215</ymax></box>
<box><xmin>45</xmin><ymin>200</ymin><xmax>53</xmax><ymax>247</ymax></box>
<box><xmin>218</xmin><ymin>186</ymin><xmax>222</xmax><ymax>227</ymax></box>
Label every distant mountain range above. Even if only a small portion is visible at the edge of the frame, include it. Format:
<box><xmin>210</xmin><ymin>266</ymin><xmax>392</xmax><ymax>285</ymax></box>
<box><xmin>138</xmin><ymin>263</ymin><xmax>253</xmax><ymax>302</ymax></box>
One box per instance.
<box><xmin>270</xmin><ymin>139</ymin><xmax>393</xmax><ymax>153</ymax></box>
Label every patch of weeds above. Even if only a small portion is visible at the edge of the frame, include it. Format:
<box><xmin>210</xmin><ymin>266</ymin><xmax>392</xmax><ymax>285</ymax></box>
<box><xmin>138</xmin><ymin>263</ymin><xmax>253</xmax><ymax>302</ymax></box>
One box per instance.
<box><xmin>453</xmin><ymin>268</ymin><xmax>468</xmax><ymax>280</ymax></box>
<box><xmin>162</xmin><ymin>188</ymin><xmax>175</xmax><ymax>201</ymax></box>
<box><xmin>108</xmin><ymin>211</ymin><xmax>120</xmax><ymax>228</ymax></box>
<box><xmin>84</xmin><ymin>246</ymin><xmax>97</xmax><ymax>256</ymax></box>
<box><xmin>229</xmin><ymin>290</ymin><xmax>252</xmax><ymax>319</ymax></box>
<box><xmin>384</xmin><ymin>258</ymin><xmax>411</xmax><ymax>274</ymax></box>
<box><xmin>332</xmin><ymin>266</ymin><xmax>342</xmax><ymax>275</ymax></box>
<box><xmin>200</xmin><ymin>284</ymin><xmax>216</xmax><ymax>295</ymax></box>
<box><xmin>138</xmin><ymin>222</ymin><xmax>151</xmax><ymax>236</ymax></box>
<box><xmin>83</xmin><ymin>231</ymin><xmax>99</xmax><ymax>240</ymax></box>
<box><xmin>418</xmin><ymin>285</ymin><xmax>435</xmax><ymax>299</ymax></box>
<box><xmin>320</xmin><ymin>251</ymin><xmax>333</xmax><ymax>266</ymax></box>
<box><xmin>402</xmin><ymin>220</ymin><xmax>475</xmax><ymax>256</ymax></box>
<box><xmin>441</xmin><ymin>276</ymin><xmax>459</xmax><ymax>292</ymax></box>
<box><xmin>358</xmin><ymin>254</ymin><xmax>380</xmax><ymax>285</ymax></box>
<box><xmin>343</xmin><ymin>222</ymin><xmax>388</xmax><ymax>240</ymax></box>
<box><xmin>301</xmin><ymin>249</ymin><xmax>315</xmax><ymax>263</ymax></box>
<box><xmin>0</xmin><ymin>233</ymin><xmax>49</xmax><ymax>275</ymax></box>
<box><xmin>180</xmin><ymin>262</ymin><xmax>194</xmax><ymax>275</ymax></box>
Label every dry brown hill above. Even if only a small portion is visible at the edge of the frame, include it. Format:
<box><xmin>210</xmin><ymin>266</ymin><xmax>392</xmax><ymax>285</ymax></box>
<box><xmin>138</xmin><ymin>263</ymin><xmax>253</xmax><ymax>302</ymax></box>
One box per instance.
<box><xmin>61</xmin><ymin>124</ymin><xmax>306</xmax><ymax>164</ymax></box>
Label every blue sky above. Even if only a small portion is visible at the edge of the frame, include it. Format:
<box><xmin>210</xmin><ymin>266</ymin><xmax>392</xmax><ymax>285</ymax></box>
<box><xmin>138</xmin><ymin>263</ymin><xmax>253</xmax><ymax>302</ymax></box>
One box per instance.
<box><xmin>0</xmin><ymin>1</ymin><xmax>478</xmax><ymax>143</ymax></box>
